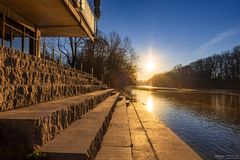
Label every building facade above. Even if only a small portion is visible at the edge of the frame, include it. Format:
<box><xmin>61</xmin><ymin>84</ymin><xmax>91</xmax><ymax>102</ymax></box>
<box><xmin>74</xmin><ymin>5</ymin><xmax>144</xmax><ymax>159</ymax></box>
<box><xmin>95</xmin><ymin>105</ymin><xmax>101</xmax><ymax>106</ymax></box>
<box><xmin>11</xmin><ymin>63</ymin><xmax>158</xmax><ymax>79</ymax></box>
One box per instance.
<box><xmin>0</xmin><ymin>0</ymin><xmax>96</xmax><ymax>57</ymax></box>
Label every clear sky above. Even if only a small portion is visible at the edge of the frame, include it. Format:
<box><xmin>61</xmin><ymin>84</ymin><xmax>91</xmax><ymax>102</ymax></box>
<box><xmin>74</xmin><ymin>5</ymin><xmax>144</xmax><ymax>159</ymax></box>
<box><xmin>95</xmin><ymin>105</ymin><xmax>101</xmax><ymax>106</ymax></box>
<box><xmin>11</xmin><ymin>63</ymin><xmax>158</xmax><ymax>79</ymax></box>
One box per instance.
<box><xmin>99</xmin><ymin>0</ymin><xmax>240</xmax><ymax>80</ymax></box>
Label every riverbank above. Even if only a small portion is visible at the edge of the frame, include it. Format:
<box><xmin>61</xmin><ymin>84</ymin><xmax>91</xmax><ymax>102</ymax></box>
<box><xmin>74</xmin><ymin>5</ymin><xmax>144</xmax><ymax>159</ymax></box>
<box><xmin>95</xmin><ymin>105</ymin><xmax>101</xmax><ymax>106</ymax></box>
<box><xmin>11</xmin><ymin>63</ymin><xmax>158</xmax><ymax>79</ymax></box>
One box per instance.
<box><xmin>131</xmin><ymin>86</ymin><xmax>240</xmax><ymax>97</ymax></box>
<box><xmin>97</xmin><ymin>96</ymin><xmax>202</xmax><ymax>160</ymax></box>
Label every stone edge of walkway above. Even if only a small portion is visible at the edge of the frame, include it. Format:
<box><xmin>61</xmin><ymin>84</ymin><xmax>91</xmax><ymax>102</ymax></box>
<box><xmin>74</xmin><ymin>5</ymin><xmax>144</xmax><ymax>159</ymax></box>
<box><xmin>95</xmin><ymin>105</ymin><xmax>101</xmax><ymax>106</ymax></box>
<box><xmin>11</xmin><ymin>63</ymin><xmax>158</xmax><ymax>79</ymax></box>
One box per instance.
<box><xmin>130</xmin><ymin>101</ymin><xmax>203</xmax><ymax>160</ymax></box>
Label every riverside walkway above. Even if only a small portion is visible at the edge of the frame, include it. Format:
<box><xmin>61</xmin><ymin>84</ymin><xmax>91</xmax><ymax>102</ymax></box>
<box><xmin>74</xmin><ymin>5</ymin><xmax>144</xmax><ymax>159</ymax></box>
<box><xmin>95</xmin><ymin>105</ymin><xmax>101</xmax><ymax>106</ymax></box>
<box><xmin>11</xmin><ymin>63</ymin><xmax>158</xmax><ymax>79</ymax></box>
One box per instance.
<box><xmin>96</xmin><ymin>97</ymin><xmax>202</xmax><ymax>160</ymax></box>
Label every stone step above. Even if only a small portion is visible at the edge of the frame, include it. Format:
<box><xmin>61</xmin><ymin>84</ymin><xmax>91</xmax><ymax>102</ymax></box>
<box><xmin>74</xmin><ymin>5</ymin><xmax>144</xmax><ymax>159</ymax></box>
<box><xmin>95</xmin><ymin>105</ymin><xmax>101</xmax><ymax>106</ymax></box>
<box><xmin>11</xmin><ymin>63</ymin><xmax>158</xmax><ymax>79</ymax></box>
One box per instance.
<box><xmin>96</xmin><ymin>96</ymin><xmax>132</xmax><ymax>160</ymax></box>
<box><xmin>0</xmin><ymin>84</ymin><xmax>107</xmax><ymax>111</ymax></box>
<box><xmin>39</xmin><ymin>93</ymin><xmax>120</xmax><ymax>160</ymax></box>
<box><xmin>0</xmin><ymin>89</ymin><xmax>114</xmax><ymax>151</ymax></box>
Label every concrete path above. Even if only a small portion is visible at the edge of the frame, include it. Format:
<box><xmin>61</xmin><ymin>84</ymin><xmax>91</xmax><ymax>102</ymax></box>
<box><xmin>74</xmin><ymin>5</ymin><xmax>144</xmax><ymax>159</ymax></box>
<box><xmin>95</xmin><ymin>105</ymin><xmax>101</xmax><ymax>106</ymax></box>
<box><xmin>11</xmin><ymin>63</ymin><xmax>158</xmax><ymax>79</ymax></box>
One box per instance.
<box><xmin>97</xmin><ymin>99</ymin><xmax>202</xmax><ymax>160</ymax></box>
<box><xmin>128</xmin><ymin>102</ymin><xmax>157</xmax><ymax>160</ymax></box>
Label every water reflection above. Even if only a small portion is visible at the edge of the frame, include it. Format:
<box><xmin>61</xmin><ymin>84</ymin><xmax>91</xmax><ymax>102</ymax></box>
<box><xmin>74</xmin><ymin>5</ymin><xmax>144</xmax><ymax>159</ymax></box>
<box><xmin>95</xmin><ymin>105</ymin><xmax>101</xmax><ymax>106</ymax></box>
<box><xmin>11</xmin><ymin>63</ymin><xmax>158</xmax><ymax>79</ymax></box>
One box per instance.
<box><xmin>146</xmin><ymin>96</ymin><xmax>154</xmax><ymax>112</ymax></box>
<box><xmin>131</xmin><ymin>89</ymin><xmax>240</xmax><ymax>160</ymax></box>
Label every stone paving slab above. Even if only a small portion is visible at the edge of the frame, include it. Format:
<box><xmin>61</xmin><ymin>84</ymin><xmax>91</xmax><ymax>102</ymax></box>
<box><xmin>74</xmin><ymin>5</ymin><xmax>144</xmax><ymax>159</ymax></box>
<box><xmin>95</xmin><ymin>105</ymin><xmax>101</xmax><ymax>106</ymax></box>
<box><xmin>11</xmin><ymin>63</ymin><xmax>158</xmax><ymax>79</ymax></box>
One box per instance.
<box><xmin>0</xmin><ymin>89</ymin><xmax>113</xmax><ymax>150</ymax></box>
<box><xmin>96</xmin><ymin>97</ymin><xmax>132</xmax><ymax>160</ymax></box>
<box><xmin>96</xmin><ymin>146</ymin><xmax>132</xmax><ymax>160</ymax></box>
<box><xmin>128</xmin><ymin>105</ymin><xmax>156</xmax><ymax>160</ymax></box>
<box><xmin>39</xmin><ymin>93</ymin><xmax>120</xmax><ymax>160</ymax></box>
<box><xmin>97</xmin><ymin>99</ymin><xmax>202</xmax><ymax>160</ymax></box>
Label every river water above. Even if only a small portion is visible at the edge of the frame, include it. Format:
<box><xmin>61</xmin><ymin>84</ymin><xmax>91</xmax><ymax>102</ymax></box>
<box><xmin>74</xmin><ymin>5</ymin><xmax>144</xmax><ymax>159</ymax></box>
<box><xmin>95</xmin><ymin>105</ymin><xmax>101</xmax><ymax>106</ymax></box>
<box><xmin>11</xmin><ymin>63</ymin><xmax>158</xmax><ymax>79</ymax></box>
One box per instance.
<box><xmin>131</xmin><ymin>88</ymin><xmax>240</xmax><ymax>160</ymax></box>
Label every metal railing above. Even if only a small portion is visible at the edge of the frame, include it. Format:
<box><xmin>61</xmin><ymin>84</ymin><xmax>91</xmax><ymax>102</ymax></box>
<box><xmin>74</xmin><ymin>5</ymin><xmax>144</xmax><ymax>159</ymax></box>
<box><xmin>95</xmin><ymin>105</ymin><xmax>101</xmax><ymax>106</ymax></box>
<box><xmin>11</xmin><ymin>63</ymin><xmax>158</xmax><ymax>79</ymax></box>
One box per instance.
<box><xmin>40</xmin><ymin>39</ymin><xmax>65</xmax><ymax>64</ymax></box>
<box><xmin>39</xmin><ymin>39</ymin><xmax>102</xmax><ymax>83</ymax></box>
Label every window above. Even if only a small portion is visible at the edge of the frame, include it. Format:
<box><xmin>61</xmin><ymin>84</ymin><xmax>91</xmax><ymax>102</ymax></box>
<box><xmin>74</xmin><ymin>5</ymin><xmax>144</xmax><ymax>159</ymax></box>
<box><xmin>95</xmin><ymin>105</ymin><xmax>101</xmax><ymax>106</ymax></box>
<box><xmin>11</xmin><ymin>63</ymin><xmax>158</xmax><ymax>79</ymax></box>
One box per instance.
<box><xmin>12</xmin><ymin>22</ymin><xmax>23</xmax><ymax>51</ymax></box>
<box><xmin>0</xmin><ymin>13</ymin><xmax>36</xmax><ymax>55</ymax></box>
<box><xmin>12</xmin><ymin>29</ymin><xmax>22</xmax><ymax>51</ymax></box>
<box><xmin>24</xmin><ymin>28</ymin><xmax>35</xmax><ymax>54</ymax></box>
<box><xmin>4</xmin><ymin>25</ymin><xmax>11</xmax><ymax>48</ymax></box>
<box><xmin>24</xmin><ymin>36</ymin><xmax>30</xmax><ymax>53</ymax></box>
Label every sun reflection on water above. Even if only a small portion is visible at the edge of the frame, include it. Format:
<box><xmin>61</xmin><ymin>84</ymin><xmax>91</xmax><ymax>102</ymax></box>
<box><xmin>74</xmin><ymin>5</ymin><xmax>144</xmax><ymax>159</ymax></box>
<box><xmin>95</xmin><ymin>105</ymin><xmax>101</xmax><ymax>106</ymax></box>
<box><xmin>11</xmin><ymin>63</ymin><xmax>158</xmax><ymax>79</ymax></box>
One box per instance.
<box><xmin>146</xmin><ymin>96</ymin><xmax>154</xmax><ymax>112</ymax></box>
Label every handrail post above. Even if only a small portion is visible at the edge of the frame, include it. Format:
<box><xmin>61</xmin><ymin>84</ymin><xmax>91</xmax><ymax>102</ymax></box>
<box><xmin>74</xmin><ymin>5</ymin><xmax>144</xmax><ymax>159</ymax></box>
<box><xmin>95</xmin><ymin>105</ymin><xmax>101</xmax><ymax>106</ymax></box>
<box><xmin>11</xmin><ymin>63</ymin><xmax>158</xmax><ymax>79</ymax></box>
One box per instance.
<box><xmin>43</xmin><ymin>43</ymin><xmax>46</xmax><ymax>59</ymax></box>
<box><xmin>91</xmin><ymin>67</ymin><xmax>93</xmax><ymax>77</ymax></box>
<box><xmin>52</xmin><ymin>48</ymin><xmax>54</xmax><ymax>61</ymax></box>
<box><xmin>59</xmin><ymin>51</ymin><xmax>62</xmax><ymax>64</ymax></box>
<box><xmin>101</xmin><ymin>74</ymin><xmax>103</xmax><ymax>84</ymax></box>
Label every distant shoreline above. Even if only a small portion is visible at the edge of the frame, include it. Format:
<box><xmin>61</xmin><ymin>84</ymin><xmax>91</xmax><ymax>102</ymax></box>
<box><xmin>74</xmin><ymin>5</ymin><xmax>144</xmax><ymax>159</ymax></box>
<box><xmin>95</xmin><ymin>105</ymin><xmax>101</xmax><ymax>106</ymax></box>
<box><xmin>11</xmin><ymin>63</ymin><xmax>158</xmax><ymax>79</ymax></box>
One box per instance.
<box><xmin>130</xmin><ymin>86</ymin><xmax>240</xmax><ymax>97</ymax></box>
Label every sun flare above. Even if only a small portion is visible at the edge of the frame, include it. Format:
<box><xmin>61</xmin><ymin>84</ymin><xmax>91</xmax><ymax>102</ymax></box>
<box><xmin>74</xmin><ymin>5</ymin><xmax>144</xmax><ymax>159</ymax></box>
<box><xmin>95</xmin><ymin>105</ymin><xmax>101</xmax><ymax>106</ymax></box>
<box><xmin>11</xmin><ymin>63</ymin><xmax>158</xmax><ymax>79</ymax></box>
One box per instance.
<box><xmin>146</xmin><ymin>62</ymin><xmax>155</xmax><ymax>72</ymax></box>
<box><xmin>137</xmin><ymin>47</ymin><xmax>168</xmax><ymax>80</ymax></box>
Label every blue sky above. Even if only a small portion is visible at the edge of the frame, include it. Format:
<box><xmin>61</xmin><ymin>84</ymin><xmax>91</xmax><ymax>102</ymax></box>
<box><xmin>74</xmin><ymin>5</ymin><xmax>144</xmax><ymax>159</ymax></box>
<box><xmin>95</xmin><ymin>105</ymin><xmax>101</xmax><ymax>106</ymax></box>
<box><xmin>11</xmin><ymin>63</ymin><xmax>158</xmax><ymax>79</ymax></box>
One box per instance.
<box><xmin>99</xmin><ymin>0</ymin><xmax>240</xmax><ymax>80</ymax></box>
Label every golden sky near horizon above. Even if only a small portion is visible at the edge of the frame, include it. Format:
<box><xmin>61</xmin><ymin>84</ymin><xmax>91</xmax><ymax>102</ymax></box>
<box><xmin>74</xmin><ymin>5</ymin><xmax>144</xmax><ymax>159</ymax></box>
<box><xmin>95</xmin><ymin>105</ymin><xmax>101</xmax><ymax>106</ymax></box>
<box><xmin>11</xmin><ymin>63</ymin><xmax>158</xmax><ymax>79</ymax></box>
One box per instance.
<box><xmin>137</xmin><ymin>47</ymin><xmax>170</xmax><ymax>80</ymax></box>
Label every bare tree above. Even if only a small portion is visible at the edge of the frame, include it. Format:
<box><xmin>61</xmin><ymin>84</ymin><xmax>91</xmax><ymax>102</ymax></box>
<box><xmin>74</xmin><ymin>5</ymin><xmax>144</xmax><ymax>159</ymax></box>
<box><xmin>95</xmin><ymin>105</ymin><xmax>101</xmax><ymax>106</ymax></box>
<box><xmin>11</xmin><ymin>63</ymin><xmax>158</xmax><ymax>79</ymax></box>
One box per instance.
<box><xmin>58</xmin><ymin>37</ymin><xmax>83</xmax><ymax>68</ymax></box>
<box><xmin>77</xmin><ymin>31</ymin><xmax>137</xmax><ymax>88</ymax></box>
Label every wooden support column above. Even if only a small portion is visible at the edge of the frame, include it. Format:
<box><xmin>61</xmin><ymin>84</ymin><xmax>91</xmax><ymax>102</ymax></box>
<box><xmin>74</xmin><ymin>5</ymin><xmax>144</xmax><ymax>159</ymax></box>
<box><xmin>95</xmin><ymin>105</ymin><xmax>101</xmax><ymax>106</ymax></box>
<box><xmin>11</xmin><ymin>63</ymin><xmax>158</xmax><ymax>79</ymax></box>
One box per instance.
<box><xmin>35</xmin><ymin>28</ymin><xmax>41</xmax><ymax>58</ymax></box>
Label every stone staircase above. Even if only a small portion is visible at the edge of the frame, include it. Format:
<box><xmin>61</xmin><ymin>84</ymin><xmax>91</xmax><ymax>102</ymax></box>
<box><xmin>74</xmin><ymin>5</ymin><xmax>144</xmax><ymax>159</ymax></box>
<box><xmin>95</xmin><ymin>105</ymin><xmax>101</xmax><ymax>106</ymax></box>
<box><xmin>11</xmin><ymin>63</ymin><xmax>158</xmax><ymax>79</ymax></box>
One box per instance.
<box><xmin>39</xmin><ymin>93</ymin><xmax>120</xmax><ymax>160</ymax></box>
<box><xmin>0</xmin><ymin>47</ymin><xmax>106</xmax><ymax>112</ymax></box>
<box><xmin>0</xmin><ymin>47</ymin><xmax>120</xmax><ymax>160</ymax></box>
<box><xmin>0</xmin><ymin>89</ymin><xmax>120</xmax><ymax>160</ymax></box>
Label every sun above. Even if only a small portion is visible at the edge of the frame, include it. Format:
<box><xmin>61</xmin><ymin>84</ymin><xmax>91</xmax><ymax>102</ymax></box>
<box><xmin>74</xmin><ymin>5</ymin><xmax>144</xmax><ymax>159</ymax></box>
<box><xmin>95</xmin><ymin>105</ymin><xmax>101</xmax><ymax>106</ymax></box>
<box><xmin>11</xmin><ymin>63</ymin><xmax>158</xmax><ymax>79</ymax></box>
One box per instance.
<box><xmin>137</xmin><ymin>47</ymin><xmax>164</xmax><ymax>80</ymax></box>
<box><xmin>146</xmin><ymin>61</ymin><xmax>155</xmax><ymax>72</ymax></box>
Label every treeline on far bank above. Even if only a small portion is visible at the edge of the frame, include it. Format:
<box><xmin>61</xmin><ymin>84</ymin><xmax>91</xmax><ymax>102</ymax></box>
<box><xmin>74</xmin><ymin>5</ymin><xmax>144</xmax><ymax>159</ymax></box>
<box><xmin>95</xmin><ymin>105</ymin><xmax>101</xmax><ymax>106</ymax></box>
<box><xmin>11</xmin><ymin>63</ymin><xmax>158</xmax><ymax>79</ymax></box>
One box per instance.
<box><xmin>147</xmin><ymin>45</ymin><xmax>240</xmax><ymax>90</ymax></box>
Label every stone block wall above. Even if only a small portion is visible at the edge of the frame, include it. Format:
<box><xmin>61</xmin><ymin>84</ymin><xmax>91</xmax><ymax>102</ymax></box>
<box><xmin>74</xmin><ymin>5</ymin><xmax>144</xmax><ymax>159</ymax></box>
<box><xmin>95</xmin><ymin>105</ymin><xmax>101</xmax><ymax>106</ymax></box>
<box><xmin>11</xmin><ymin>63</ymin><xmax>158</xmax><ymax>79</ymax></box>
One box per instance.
<box><xmin>0</xmin><ymin>47</ymin><xmax>105</xmax><ymax>111</ymax></box>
